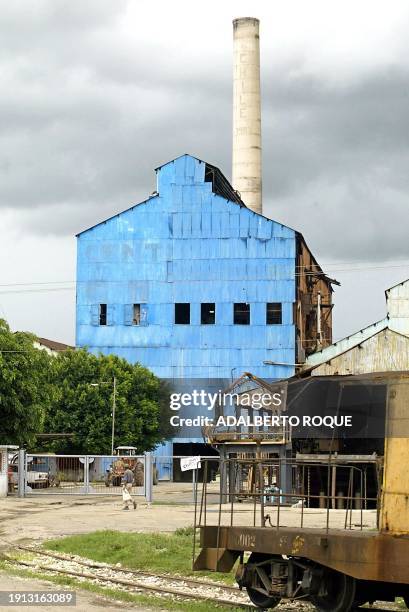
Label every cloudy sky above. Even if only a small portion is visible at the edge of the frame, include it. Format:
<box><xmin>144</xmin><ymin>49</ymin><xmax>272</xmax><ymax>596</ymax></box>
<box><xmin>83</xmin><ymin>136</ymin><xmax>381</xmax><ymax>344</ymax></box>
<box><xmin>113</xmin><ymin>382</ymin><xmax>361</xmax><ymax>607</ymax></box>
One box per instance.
<box><xmin>1</xmin><ymin>0</ymin><xmax>409</xmax><ymax>344</ymax></box>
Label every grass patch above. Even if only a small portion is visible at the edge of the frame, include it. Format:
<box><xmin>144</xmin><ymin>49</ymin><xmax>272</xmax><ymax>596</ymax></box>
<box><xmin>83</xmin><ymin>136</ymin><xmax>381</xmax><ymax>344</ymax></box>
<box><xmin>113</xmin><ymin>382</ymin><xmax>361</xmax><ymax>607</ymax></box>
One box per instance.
<box><xmin>43</xmin><ymin>529</ymin><xmax>235</xmax><ymax>585</ymax></box>
<box><xmin>0</xmin><ymin>562</ymin><xmax>243</xmax><ymax>612</ymax></box>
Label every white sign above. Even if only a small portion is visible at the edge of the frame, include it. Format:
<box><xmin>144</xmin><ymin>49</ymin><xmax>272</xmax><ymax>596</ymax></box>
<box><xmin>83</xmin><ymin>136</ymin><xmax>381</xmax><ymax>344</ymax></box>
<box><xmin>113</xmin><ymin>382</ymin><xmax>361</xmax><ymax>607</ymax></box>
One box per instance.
<box><xmin>180</xmin><ymin>456</ymin><xmax>201</xmax><ymax>472</ymax></box>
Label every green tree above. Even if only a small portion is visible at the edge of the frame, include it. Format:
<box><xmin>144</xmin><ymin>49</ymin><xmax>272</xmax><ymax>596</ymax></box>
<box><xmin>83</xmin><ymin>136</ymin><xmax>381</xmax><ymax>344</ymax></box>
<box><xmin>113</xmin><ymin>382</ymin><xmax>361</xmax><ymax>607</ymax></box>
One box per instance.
<box><xmin>0</xmin><ymin>319</ymin><xmax>52</xmax><ymax>446</ymax></box>
<box><xmin>41</xmin><ymin>349</ymin><xmax>173</xmax><ymax>454</ymax></box>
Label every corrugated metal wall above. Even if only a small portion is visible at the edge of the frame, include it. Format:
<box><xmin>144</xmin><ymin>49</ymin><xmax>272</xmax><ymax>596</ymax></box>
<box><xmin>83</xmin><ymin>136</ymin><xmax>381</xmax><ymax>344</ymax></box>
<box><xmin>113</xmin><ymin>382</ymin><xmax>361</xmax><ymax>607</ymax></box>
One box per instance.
<box><xmin>387</xmin><ymin>281</ymin><xmax>409</xmax><ymax>336</ymax></box>
<box><xmin>76</xmin><ymin>155</ymin><xmax>298</xmax><ymax>448</ymax></box>
<box><xmin>76</xmin><ymin>155</ymin><xmax>297</xmax><ymax>382</ymax></box>
<box><xmin>310</xmin><ymin>329</ymin><xmax>409</xmax><ymax>376</ymax></box>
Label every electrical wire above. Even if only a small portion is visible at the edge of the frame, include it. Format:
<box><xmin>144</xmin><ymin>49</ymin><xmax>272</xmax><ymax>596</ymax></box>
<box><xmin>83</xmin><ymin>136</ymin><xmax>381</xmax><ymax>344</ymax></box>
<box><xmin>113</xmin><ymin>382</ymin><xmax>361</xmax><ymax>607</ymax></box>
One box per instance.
<box><xmin>0</xmin><ymin>260</ymin><xmax>406</xmax><ymax>295</ymax></box>
<box><xmin>0</xmin><ymin>281</ymin><xmax>75</xmax><ymax>288</ymax></box>
<box><xmin>0</xmin><ymin>287</ymin><xmax>74</xmax><ymax>295</ymax></box>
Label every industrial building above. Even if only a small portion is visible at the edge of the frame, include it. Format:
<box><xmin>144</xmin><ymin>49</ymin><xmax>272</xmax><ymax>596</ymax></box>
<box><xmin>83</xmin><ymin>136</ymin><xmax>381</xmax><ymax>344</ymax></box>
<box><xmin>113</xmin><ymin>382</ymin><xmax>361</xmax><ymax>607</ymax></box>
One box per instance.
<box><xmin>301</xmin><ymin>278</ymin><xmax>409</xmax><ymax>376</ymax></box>
<box><xmin>76</xmin><ymin>155</ymin><xmax>334</xmax><ymax>450</ymax></box>
<box><xmin>75</xmin><ymin>18</ymin><xmax>335</xmax><ymax>464</ymax></box>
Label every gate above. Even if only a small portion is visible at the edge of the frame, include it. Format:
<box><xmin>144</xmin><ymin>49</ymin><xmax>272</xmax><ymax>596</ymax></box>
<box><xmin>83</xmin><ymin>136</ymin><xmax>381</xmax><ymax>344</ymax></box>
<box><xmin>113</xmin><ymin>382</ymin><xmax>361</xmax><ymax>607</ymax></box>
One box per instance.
<box><xmin>23</xmin><ymin>453</ymin><xmax>148</xmax><ymax>497</ymax></box>
<box><xmin>6</xmin><ymin>449</ymin><xmax>21</xmax><ymax>496</ymax></box>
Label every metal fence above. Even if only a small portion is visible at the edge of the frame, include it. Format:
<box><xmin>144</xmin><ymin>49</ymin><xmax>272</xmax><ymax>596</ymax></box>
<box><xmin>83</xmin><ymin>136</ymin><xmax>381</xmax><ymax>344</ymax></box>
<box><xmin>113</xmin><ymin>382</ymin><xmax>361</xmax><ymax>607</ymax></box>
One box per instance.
<box><xmin>11</xmin><ymin>452</ymin><xmax>150</xmax><ymax>497</ymax></box>
<box><xmin>152</xmin><ymin>456</ymin><xmax>220</xmax><ymax>504</ymax></box>
<box><xmin>194</xmin><ymin>457</ymin><xmax>379</xmax><ymax>534</ymax></box>
<box><xmin>9</xmin><ymin>451</ymin><xmax>225</xmax><ymax>504</ymax></box>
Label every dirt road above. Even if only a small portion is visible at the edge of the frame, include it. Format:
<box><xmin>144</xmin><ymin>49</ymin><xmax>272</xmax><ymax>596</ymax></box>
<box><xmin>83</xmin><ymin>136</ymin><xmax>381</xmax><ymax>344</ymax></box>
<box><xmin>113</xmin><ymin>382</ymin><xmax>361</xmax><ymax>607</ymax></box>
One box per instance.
<box><xmin>0</xmin><ymin>496</ymin><xmax>195</xmax><ymax>546</ymax></box>
<box><xmin>0</xmin><ymin>494</ymin><xmax>376</xmax><ymax>546</ymax></box>
<box><xmin>0</xmin><ymin>495</ymin><xmax>398</xmax><ymax>611</ymax></box>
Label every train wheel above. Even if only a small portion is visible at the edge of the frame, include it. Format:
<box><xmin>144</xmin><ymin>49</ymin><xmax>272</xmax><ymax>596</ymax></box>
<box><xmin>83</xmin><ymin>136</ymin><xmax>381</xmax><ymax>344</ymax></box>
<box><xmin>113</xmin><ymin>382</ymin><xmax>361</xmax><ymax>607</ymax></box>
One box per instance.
<box><xmin>245</xmin><ymin>553</ymin><xmax>281</xmax><ymax>609</ymax></box>
<box><xmin>311</xmin><ymin>569</ymin><xmax>356</xmax><ymax>612</ymax></box>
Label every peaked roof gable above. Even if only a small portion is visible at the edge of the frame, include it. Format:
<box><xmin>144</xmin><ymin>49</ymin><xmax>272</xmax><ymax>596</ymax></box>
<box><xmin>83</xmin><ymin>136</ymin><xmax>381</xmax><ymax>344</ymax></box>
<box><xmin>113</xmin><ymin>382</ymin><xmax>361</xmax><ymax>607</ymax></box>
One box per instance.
<box><xmin>305</xmin><ymin>317</ymin><xmax>389</xmax><ymax>368</ymax></box>
<box><xmin>76</xmin><ymin>154</ymin><xmax>296</xmax><ymax>237</ymax></box>
<box><xmin>386</xmin><ymin>278</ymin><xmax>409</xmax><ymax>294</ymax></box>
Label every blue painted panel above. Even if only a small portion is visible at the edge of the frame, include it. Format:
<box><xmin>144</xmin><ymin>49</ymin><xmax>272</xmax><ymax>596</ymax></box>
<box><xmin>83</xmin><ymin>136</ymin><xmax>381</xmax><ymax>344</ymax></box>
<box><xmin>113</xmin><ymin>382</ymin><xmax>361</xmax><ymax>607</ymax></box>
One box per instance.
<box><xmin>76</xmin><ymin>155</ymin><xmax>300</xmax><ymax>442</ymax></box>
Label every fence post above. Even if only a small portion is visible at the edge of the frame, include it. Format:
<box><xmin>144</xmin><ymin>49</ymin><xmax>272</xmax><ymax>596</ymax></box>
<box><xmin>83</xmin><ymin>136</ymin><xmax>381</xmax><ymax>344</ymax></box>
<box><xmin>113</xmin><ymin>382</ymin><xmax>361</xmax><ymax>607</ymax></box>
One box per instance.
<box><xmin>79</xmin><ymin>456</ymin><xmax>89</xmax><ymax>494</ymax></box>
<box><xmin>192</xmin><ymin>467</ymin><xmax>197</xmax><ymax>504</ymax></box>
<box><xmin>145</xmin><ymin>452</ymin><xmax>153</xmax><ymax>504</ymax></box>
<box><xmin>18</xmin><ymin>449</ymin><xmax>26</xmax><ymax>498</ymax></box>
<box><xmin>85</xmin><ymin>456</ymin><xmax>90</xmax><ymax>494</ymax></box>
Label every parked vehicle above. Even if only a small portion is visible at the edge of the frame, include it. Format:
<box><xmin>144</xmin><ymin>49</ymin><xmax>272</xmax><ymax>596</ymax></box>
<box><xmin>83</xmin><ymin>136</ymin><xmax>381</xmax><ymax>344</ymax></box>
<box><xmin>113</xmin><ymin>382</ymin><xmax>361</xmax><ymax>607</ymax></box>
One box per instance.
<box><xmin>8</xmin><ymin>463</ymin><xmax>50</xmax><ymax>489</ymax></box>
<box><xmin>104</xmin><ymin>447</ymin><xmax>157</xmax><ymax>486</ymax></box>
<box><xmin>105</xmin><ymin>447</ymin><xmax>143</xmax><ymax>487</ymax></box>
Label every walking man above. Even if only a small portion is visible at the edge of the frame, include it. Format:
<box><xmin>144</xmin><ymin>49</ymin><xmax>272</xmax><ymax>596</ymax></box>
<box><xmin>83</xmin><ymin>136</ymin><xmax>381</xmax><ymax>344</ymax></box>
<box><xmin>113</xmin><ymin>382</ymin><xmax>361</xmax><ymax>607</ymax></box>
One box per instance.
<box><xmin>122</xmin><ymin>464</ymin><xmax>137</xmax><ymax>510</ymax></box>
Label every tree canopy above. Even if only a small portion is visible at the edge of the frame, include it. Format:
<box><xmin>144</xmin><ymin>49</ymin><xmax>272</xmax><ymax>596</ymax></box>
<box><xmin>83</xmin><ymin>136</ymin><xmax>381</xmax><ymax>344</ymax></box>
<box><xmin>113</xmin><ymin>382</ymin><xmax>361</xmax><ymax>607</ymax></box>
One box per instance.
<box><xmin>41</xmin><ymin>349</ymin><xmax>173</xmax><ymax>454</ymax></box>
<box><xmin>0</xmin><ymin>319</ymin><xmax>52</xmax><ymax>447</ymax></box>
<box><xmin>0</xmin><ymin>318</ymin><xmax>173</xmax><ymax>453</ymax></box>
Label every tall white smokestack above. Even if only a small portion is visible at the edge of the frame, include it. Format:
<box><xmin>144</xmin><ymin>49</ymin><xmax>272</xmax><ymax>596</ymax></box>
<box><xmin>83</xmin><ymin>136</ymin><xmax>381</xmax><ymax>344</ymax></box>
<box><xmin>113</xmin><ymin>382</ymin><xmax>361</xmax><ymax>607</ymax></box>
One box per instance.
<box><xmin>232</xmin><ymin>17</ymin><xmax>262</xmax><ymax>215</ymax></box>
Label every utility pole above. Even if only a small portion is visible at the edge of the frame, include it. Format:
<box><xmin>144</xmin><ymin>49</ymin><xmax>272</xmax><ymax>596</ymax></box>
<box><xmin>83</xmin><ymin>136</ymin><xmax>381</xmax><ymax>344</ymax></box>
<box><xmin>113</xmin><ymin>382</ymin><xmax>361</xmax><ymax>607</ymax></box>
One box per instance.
<box><xmin>111</xmin><ymin>376</ymin><xmax>116</xmax><ymax>455</ymax></box>
<box><xmin>317</xmin><ymin>291</ymin><xmax>323</xmax><ymax>349</ymax></box>
<box><xmin>91</xmin><ymin>378</ymin><xmax>117</xmax><ymax>455</ymax></box>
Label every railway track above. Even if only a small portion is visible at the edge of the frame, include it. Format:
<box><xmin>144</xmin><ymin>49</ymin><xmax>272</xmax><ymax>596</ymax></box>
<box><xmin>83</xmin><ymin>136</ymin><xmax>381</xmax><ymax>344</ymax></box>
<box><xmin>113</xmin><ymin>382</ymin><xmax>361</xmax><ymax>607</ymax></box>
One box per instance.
<box><xmin>5</xmin><ymin>547</ymin><xmax>254</xmax><ymax>609</ymax></box>
<box><xmin>6</xmin><ymin>546</ymin><xmax>401</xmax><ymax>611</ymax></box>
<box><xmin>14</xmin><ymin>544</ymin><xmax>243</xmax><ymax>593</ymax></box>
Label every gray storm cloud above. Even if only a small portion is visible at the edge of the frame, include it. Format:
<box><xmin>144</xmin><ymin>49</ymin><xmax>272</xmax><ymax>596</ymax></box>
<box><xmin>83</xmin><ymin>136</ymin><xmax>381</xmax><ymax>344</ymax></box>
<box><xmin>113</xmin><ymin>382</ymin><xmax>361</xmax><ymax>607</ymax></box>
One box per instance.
<box><xmin>0</xmin><ymin>0</ymin><xmax>408</xmax><ymax>342</ymax></box>
<box><xmin>1</xmin><ymin>2</ymin><xmax>408</xmax><ymax>264</ymax></box>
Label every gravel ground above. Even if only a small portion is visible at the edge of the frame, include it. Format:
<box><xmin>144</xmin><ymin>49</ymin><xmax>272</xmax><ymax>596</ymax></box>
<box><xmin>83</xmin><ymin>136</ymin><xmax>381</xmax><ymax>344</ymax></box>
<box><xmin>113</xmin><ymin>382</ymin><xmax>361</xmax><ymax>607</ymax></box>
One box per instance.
<box><xmin>0</xmin><ymin>570</ymin><xmax>143</xmax><ymax>611</ymax></box>
<box><xmin>0</xmin><ymin>496</ymin><xmax>403</xmax><ymax>610</ymax></box>
<box><xmin>9</xmin><ymin>552</ymin><xmax>251</xmax><ymax>606</ymax></box>
<box><xmin>8</xmin><ymin>550</ymin><xmax>402</xmax><ymax>611</ymax></box>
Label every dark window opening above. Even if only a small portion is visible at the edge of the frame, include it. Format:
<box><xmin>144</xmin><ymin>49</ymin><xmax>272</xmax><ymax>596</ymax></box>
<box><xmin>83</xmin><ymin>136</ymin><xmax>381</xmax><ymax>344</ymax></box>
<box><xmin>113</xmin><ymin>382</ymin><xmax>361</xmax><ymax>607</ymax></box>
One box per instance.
<box><xmin>175</xmin><ymin>303</ymin><xmax>190</xmax><ymax>324</ymax></box>
<box><xmin>133</xmin><ymin>304</ymin><xmax>141</xmax><ymax>325</ymax></box>
<box><xmin>204</xmin><ymin>163</ymin><xmax>244</xmax><ymax>205</ymax></box>
<box><xmin>234</xmin><ymin>303</ymin><xmax>250</xmax><ymax>325</ymax></box>
<box><xmin>99</xmin><ymin>304</ymin><xmax>107</xmax><ymax>326</ymax></box>
<box><xmin>201</xmin><ymin>303</ymin><xmax>215</xmax><ymax>325</ymax></box>
<box><xmin>306</xmin><ymin>310</ymin><xmax>316</xmax><ymax>338</ymax></box>
<box><xmin>267</xmin><ymin>303</ymin><xmax>282</xmax><ymax>325</ymax></box>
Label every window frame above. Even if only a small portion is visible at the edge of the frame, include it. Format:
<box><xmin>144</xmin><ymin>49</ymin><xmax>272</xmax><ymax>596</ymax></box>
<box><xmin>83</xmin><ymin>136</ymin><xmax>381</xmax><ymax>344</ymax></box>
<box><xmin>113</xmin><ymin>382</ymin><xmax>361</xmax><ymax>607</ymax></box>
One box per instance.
<box><xmin>233</xmin><ymin>302</ymin><xmax>250</xmax><ymax>325</ymax></box>
<box><xmin>266</xmin><ymin>302</ymin><xmax>282</xmax><ymax>325</ymax></box>
<box><xmin>132</xmin><ymin>303</ymin><xmax>141</xmax><ymax>326</ymax></box>
<box><xmin>175</xmin><ymin>303</ymin><xmax>191</xmax><ymax>325</ymax></box>
<box><xmin>99</xmin><ymin>303</ymin><xmax>107</xmax><ymax>326</ymax></box>
<box><xmin>201</xmin><ymin>303</ymin><xmax>216</xmax><ymax>325</ymax></box>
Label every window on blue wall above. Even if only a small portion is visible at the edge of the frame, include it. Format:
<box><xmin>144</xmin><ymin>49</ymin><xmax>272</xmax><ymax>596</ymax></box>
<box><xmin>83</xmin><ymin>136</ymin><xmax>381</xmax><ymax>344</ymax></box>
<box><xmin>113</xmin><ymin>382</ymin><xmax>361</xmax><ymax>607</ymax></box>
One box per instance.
<box><xmin>175</xmin><ymin>303</ymin><xmax>190</xmax><ymax>324</ymax></box>
<box><xmin>99</xmin><ymin>304</ymin><xmax>107</xmax><ymax>326</ymax></box>
<box><xmin>132</xmin><ymin>304</ymin><xmax>141</xmax><ymax>325</ymax></box>
<box><xmin>201</xmin><ymin>303</ymin><xmax>215</xmax><ymax>324</ymax></box>
<box><xmin>234</xmin><ymin>303</ymin><xmax>250</xmax><ymax>325</ymax></box>
<box><xmin>266</xmin><ymin>303</ymin><xmax>282</xmax><ymax>325</ymax></box>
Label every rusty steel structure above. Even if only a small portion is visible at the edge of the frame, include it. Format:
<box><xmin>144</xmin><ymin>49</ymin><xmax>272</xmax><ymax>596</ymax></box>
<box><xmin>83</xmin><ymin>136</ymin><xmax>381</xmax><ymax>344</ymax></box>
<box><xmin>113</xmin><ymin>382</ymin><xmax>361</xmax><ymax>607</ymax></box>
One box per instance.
<box><xmin>193</xmin><ymin>374</ymin><xmax>409</xmax><ymax>611</ymax></box>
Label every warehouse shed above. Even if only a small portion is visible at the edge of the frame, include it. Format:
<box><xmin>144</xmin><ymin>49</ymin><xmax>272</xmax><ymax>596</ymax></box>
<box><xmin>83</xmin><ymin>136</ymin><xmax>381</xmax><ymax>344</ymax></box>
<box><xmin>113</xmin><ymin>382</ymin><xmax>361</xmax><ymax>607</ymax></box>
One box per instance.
<box><xmin>302</xmin><ymin>278</ymin><xmax>409</xmax><ymax>376</ymax></box>
<box><xmin>76</xmin><ymin>155</ymin><xmax>335</xmax><ymax>463</ymax></box>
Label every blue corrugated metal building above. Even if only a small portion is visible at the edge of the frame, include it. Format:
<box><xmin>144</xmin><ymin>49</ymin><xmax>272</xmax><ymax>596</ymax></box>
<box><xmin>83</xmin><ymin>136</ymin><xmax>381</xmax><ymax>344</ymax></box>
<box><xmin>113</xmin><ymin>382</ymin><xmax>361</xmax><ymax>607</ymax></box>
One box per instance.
<box><xmin>76</xmin><ymin>154</ymin><xmax>334</xmax><ymax>464</ymax></box>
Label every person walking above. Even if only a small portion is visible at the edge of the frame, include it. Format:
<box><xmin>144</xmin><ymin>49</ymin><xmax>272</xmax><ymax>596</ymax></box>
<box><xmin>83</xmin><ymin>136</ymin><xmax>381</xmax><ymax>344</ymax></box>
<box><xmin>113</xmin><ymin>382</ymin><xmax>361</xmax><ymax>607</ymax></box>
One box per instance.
<box><xmin>122</xmin><ymin>464</ymin><xmax>137</xmax><ymax>510</ymax></box>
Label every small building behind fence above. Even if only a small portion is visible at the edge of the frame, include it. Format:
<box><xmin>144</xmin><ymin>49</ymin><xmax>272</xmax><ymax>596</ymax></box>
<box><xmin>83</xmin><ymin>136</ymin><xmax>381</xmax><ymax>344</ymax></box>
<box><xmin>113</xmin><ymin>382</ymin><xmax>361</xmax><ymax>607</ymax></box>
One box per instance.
<box><xmin>302</xmin><ymin>278</ymin><xmax>409</xmax><ymax>376</ymax></box>
<box><xmin>0</xmin><ymin>445</ymin><xmax>18</xmax><ymax>497</ymax></box>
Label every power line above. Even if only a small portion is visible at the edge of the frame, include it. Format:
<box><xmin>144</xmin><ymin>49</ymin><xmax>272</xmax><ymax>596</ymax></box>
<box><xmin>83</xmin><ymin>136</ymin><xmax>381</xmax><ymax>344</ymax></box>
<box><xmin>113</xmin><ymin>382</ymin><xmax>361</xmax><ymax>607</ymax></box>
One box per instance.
<box><xmin>0</xmin><ymin>287</ymin><xmax>74</xmax><ymax>295</ymax></box>
<box><xmin>296</xmin><ymin>262</ymin><xmax>409</xmax><ymax>274</ymax></box>
<box><xmin>0</xmin><ymin>260</ymin><xmax>406</xmax><ymax>295</ymax></box>
<box><xmin>0</xmin><ymin>349</ymin><xmax>69</xmax><ymax>353</ymax></box>
<box><xmin>0</xmin><ymin>281</ymin><xmax>75</xmax><ymax>288</ymax></box>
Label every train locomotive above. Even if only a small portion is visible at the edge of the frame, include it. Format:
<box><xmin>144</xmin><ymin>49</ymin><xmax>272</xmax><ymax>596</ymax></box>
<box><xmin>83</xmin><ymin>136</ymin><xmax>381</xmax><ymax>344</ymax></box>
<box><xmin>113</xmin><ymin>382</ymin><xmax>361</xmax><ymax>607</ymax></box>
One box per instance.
<box><xmin>193</xmin><ymin>373</ymin><xmax>409</xmax><ymax>611</ymax></box>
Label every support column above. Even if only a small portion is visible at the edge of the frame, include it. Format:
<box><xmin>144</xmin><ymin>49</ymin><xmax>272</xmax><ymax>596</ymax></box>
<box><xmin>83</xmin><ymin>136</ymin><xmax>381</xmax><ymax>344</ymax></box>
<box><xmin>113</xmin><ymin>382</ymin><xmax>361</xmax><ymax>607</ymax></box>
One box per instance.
<box><xmin>145</xmin><ymin>452</ymin><xmax>153</xmax><ymax>504</ymax></box>
<box><xmin>18</xmin><ymin>449</ymin><xmax>26</xmax><ymax>498</ymax></box>
<box><xmin>279</xmin><ymin>448</ymin><xmax>293</xmax><ymax>503</ymax></box>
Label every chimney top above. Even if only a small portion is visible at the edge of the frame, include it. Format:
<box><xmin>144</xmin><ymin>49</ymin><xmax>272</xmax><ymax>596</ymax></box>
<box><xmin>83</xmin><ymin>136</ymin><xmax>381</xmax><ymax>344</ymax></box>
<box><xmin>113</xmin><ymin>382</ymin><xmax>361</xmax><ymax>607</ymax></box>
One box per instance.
<box><xmin>233</xmin><ymin>17</ymin><xmax>260</xmax><ymax>26</ymax></box>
